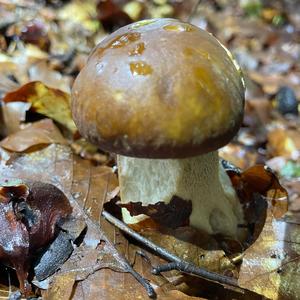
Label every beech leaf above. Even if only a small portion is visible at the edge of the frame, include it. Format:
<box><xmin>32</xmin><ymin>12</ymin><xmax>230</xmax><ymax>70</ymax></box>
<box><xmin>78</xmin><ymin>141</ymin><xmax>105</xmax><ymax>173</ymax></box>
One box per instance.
<box><xmin>3</xmin><ymin>81</ymin><xmax>77</xmax><ymax>134</ymax></box>
<box><xmin>0</xmin><ymin>119</ymin><xmax>67</xmax><ymax>152</ymax></box>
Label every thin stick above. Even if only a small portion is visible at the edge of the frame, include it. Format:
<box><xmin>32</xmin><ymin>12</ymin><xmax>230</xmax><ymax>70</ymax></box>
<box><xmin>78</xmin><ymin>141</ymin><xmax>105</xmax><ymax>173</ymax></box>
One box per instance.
<box><xmin>102</xmin><ymin>210</ymin><xmax>181</xmax><ymax>263</ymax></box>
<box><xmin>152</xmin><ymin>262</ymin><xmax>238</xmax><ymax>287</ymax></box>
<box><xmin>102</xmin><ymin>210</ymin><xmax>239</xmax><ymax>288</ymax></box>
<box><xmin>128</xmin><ymin>267</ymin><xmax>156</xmax><ymax>298</ymax></box>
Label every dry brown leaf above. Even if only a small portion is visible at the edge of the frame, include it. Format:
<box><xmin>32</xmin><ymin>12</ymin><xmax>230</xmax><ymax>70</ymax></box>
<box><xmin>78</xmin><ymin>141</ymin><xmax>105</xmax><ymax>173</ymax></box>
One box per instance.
<box><xmin>28</xmin><ymin>61</ymin><xmax>71</xmax><ymax>94</ymax></box>
<box><xmin>239</xmin><ymin>210</ymin><xmax>300</xmax><ymax>300</ymax></box>
<box><xmin>228</xmin><ymin>164</ymin><xmax>288</xmax><ymax>219</ymax></box>
<box><xmin>268</xmin><ymin>127</ymin><xmax>300</xmax><ymax>159</ymax></box>
<box><xmin>0</xmin><ymin>144</ymin><xmax>157</xmax><ymax>299</ymax></box>
<box><xmin>249</xmin><ymin>71</ymin><xmax>300</xmax><ymax>97</ymax></box>
<box><xmin>0</xmin><ymin>119</ymin><xmax>67</xmax><ymax>152</ymax></box>
<box><xmin>161</xmin><ymin>290</ymin><xmax>205</xmax><ymax>300</ymax></box>
<box><xmin>19</xmin><ymin>19</ymin><xmax>50</xmax><ymax>52</ymax></box>
<box><xmin>3</xmin><ymin>81</ymin><xmax>77</xmax><ymax>134</ymax></box>
<box><xmin>0</xmin><ymin>45</ymin><xmax>49</xmax><ymax>88</ymax></box>
<box><xmin>245</xmin><ymin>98</ymin><xmax>273</xmax><ymax>127</ymax></box>
<box><xmin>43</xmin><ymin>273</ymin><xmax>76</xmax><ymax>300</ymax></box>
<box><xmin>220</xmin><ymin>144</ymin><xmax>258</xmax><ymax>170</ymax></box>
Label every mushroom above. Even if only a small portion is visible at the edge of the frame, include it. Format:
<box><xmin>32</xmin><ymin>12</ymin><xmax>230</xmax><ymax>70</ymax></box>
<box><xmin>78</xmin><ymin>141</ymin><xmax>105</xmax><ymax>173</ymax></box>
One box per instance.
<box><xmin>71</xmin><ymin>18</ymin><xmax>246</xmax><ymax>239</ymax></box>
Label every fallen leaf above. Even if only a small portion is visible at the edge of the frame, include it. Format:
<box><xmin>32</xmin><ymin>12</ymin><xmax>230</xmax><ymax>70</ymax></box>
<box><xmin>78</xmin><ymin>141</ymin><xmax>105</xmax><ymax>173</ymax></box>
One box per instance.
<box><xmin>119</xmin><ymin>196</ymin><xmax>192</xmax><ymax>229</ymax></box>
<box><xmin>20</xmin><ymin>19</ymin><xmax>50</xmax><ymax>51</ymax></box>
<box><xmin>43</xmin><ymin>273</ymin><xmax>75</xmax><ymax>300</ymax></box>
<box><xmin>227</xmin><ymin>164</ymin><xmax>288</xmax><ymax>219</ymax></box>
<box><xmin>160</xmin><ymin>290</ymin><xmax>205</xmax><ymax>300</ymax></box>
<box><xmin>0</xmin><ymin>144</ymin><xmax>155</xmax><ymax>298</ymax></box>
<box><xmin>58</xmin><ymin>1</ymin><xmax>100</xmax><ymax>33</ymax></box>
<box><xmin>3</xmin><ymin>81</ymin><xmax>77</xmax><ymax>134</ymax></box>
<box><xmin>0</xmin><ymin>119</ymin><xmax>67</xmax><ymax>152</ymax></box>
<box><xmin>0</xmin><ymin>71</ymin><xmax>20</xmax><ymax>96</ymax></box>
<box><xmin>268</xmin><ymin>127</ymin><xmax>300</xmax><ymax>159</ymax></box>
<box><xmin>0</xmin><ymin>180</ymin><xmax>72</xmax><ymax>295</ymax></box>
<box><xmin>28</xmin><ymin>61</ymin><xmax>71</xmax><ymax>94</ymax></box>
<box><xmin>245</xmin><ymin>98</ymin><xmax>272</xmax><ymax>127</ymax></box>
<box><xmin>70</xmin><ymin>138</ymin><xmax>110</xmax><ymax>164</ymax></box>
<box><xmin>97</xmin><ymin>0</ymin><xmax>133</xmax><ymax>32</ymax></box>
<box><xmin>239</xmin><ymin>210</ymin><xmax>300</xmax><ymax>300</ymax></box>
<box><xmin>219</xmin><ymin>144</ymin><xmax>258</xmax><ymax>170</ymax></box>
<box><xmin>249</xmin><ymin>71</ymin><xmax>299</xmax><ymax>97</ymax></box>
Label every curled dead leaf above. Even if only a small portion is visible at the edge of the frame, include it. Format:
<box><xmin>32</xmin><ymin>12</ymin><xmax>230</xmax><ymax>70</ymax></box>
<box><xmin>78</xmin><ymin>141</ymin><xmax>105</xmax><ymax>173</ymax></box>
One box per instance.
<box><xmin>3</xmin><ymin>81</ymin><xmax>77</xmax><ymax>134</ymax></box>
<box><xmin>0</xmin><ymin>180</ymin><xmax>72</xmax><ymax>295</ymax></box>
<box><xmin>119</xmin><ymin>196</ymin><xmax>192</xmax><ymax>229</ymax></box>
<box><xmin>0</xmin><ymin>119</ymin><xmax>67</xmax><ymax>152</ymax></box>
<box><xmin>220</xmin><ymin>143</ymin><xmax>258</xmax><ymax>170</ymax></box>
<box><xmin>227</xmin><ymin>164</ymin><xmax>288</xmax><ymax>219</ymax></box>
<box><xmin>97</xmin><ymin>0</ymin><xmax>133</xmax><ymax>32</ymax></box>
<box><xmin>20</xmin><ymin>20</ymin><xmax>50</xmax><ymax>52</ymax></box>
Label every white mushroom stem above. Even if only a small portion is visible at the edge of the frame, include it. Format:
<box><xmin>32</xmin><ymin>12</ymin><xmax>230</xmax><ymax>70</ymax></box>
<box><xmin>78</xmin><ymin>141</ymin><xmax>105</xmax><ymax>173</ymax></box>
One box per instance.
<box><xmin>118</xmin><ymin>151</ymin><xmax>245</xmax><ymax>239</ymax></box>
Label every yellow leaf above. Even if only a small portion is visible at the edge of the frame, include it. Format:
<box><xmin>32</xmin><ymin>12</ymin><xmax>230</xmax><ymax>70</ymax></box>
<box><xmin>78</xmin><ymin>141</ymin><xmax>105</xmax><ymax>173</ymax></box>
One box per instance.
<box><xmin>3</xmin><ymin>81</ymin><xmax>77</xmax><ymax>134</ymax></box>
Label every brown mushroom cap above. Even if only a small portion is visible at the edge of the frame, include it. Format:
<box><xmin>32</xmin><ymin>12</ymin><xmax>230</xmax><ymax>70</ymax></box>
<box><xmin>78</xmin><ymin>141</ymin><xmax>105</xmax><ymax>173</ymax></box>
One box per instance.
<box><xmin>71</xmin><ymin>18</ymin><xmax>245</xmax><ymax>158</ymax></box>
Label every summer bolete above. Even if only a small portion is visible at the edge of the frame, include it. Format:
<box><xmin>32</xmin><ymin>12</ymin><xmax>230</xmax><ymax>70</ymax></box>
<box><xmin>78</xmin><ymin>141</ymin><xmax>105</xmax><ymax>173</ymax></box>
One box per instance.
<box><xmin>71</xmin><ymin>18</ymin><xmax>246</xmax><ymax>239</ymax></box>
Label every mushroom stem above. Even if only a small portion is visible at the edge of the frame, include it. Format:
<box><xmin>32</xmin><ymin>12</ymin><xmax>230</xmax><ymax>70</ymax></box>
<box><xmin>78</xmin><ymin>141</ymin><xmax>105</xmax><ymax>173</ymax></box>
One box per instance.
<box><xmin>118</xmin><ymin>151</ymin><xmax>245</xmax><ymax>239</ymax></box>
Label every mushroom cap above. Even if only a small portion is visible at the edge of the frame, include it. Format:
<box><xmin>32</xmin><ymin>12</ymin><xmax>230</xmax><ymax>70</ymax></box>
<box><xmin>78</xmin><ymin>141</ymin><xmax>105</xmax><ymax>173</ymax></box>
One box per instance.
<box><xmin>71</xmin><ymin>18</ymin><xmax>245</xmax><ymax>158</ymax></box>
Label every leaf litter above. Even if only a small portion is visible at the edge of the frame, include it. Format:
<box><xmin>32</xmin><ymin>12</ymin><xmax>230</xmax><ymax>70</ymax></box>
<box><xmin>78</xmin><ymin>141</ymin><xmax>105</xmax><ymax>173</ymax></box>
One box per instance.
<box><xmin>0</xmin><ymin>0</ymin><xmax>300</xmax><ymax>299</ymax></box>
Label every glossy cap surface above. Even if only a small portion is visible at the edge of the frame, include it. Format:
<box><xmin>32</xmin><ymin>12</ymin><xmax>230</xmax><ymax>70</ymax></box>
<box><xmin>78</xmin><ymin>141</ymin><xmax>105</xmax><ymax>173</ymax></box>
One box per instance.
<box><xmin>71</xmin><ymin>18</ymin><xmax>245</xmax><ymax>158</ymax></box>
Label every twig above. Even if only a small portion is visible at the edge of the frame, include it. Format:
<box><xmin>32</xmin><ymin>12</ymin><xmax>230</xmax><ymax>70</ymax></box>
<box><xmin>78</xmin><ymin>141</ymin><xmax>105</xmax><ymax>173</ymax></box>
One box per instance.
<box><xmin>128</xmin><ymin>267</ymin><xmax>156</xmax><ymax>298</ymax></box>
<box><xmin>70</xmin><ymin>196</ymin><xmax>156</xmax><ymax>298</ymax></box>
<box><xmin>102</xmin><ymin>210</ymin><xmax>181</xmax><ymax>263</ymax></box>
<box><xmin>152</xmin><ymin>262</ymin><xmax>238</xmax><ymax>288</ymax></box>
<box><xmin>102</xmin><ymin>210</ymin><xmax>240</xmax><ymax>288</ymax></box>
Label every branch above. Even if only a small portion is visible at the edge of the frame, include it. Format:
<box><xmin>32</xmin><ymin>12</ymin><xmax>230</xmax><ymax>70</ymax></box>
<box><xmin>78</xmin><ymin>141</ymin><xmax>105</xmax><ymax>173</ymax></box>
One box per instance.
<box><xmin>102</xmin><ymin>210</ymin><xmax>240</xmax><ymax>288</ymax></box>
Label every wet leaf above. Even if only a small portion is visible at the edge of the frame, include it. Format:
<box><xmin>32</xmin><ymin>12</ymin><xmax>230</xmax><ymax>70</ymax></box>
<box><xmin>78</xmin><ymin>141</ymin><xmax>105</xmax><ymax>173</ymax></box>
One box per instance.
<box><xmin>20</xmin><ymin>20</ymin><xmax>50</xmax><ymax>51</ymax></box>
<box><xmin>0</xmin><ymin>180</ymin><xmax>72</xmax><ymax>295</ymax></box>
<box><xmin>220</xmin><ymin>144</ymin><xmax>258</xmax><ymax>170</ymax></box>
<box><xmin>97</xmin><ymin>0</ymin><xmax>133</xmax><ymax>32</ymax></box>
<box><xmin>0</xmin><ymin>119</ymin><xmax>67</xmax><ymax>152</ymax></box>
<box><xmin>119</xmin><ymin>196</ymin><xmax>192</xmax><ymax>229</ymax></box>
<box><xmin>3</xmin><ymin>81</ymin><xmax>77</xmax><ymax>134</ymax></box>
<box><xmin>0</xmin><ymin>144</ymin><xmax>155</xmax><ymax>298</ymax></box>
<box><xmin>238</xmin><ymin>210</ymin><xmax>300</xmax><ymax>300</ymax></box>
<box><xmin>70</xmin><ymin>138</ymin><xmax>110</xmax><ymax>164</ymax></box>
<box><xmin>1</xmin><ymin>0</ymin><xmax>300</xmax><ymax>298</ymax></box>
<box><xmin>227</xmin><ymin>165</ymin><xmax>288</xmax><ymax>219</ymax></box>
